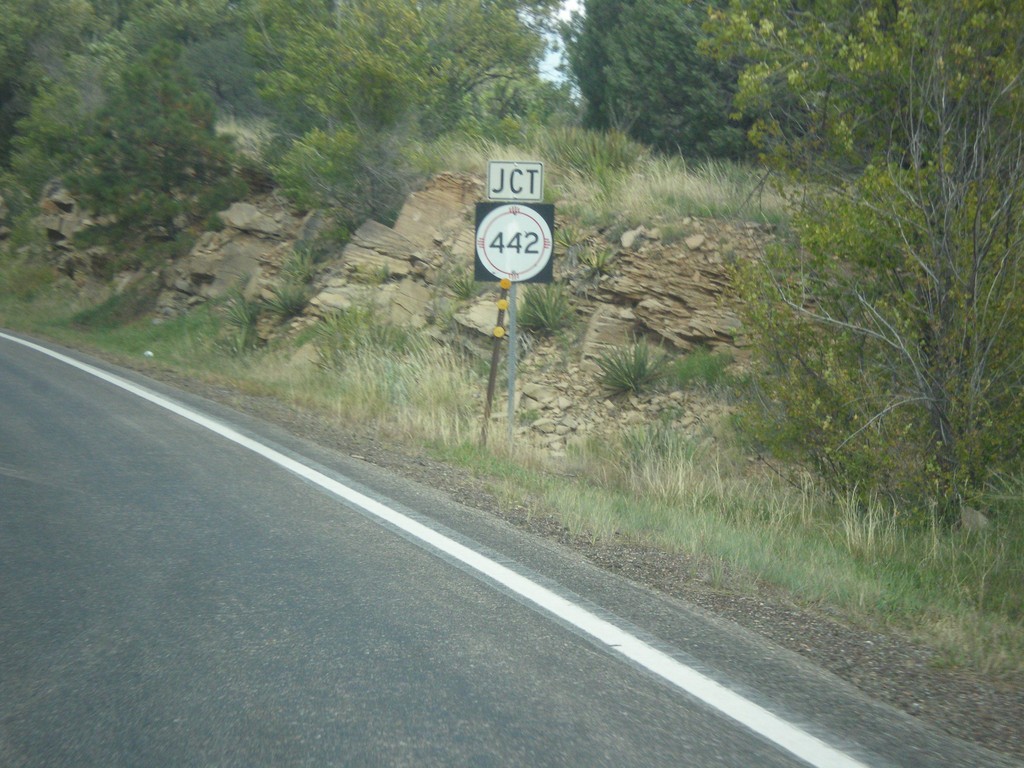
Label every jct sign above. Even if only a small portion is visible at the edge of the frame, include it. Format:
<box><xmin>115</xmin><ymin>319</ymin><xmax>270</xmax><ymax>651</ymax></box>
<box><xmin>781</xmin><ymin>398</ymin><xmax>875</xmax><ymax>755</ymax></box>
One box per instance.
<box><xmin>487</xmin><ymin>161</ymin><xmax>544</xmax><ymax>203</ymax></box>
<box><xmin>474</xmin><ymin>203</ymin><xmax>554</xmax><ymax>283</ymax></box>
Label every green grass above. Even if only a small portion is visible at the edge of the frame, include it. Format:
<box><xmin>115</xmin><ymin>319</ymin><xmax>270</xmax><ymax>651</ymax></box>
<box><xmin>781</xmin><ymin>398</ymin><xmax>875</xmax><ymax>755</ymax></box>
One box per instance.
<box><xmin>3</xmin><ymin>261</ymin><xmax>56</xmax><ymax>300</ymax></box>
<box><xmin>314</xmin><ymin>305</ymin><xmax>425</xmax><ymax>370</ymax></box>
<box><xmin>668</xmin><ymin>348</ymin><xmax>735</xmax><ymax>390</ymax></box>
<box><xmin>4</xmin><ymin>288</ymin><xmax>1022</xmax><ymax>677</ymax></box>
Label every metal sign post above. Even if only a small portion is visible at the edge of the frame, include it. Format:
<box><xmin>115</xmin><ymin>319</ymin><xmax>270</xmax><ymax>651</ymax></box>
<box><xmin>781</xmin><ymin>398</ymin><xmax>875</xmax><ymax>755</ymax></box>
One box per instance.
<box><xmin>475</xmin><ymin>162</ymin><xmax>553</xmax><ymax>447</ymax></box>
<box><xmin>507</xmin><ymin>282</ymin><xmax>518</xmax><ymax>444</ymax></box>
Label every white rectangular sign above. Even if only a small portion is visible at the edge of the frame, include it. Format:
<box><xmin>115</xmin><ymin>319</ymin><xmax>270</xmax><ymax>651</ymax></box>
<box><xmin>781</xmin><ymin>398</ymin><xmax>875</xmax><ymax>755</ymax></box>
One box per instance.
<box><xmin>487</xmin><ymin>161</ymin><xmax>544</xmax><ymax>202</ymax></box>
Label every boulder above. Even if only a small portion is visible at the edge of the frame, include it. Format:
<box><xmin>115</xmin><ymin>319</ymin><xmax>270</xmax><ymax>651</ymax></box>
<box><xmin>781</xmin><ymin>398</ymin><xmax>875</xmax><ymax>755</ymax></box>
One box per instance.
<box><xmin>455</xmin><ymin>297</ymin><xmax>504</xmax><ymax>336</ymax></box>
<box><xmin>340</xmin><ymin>220</ymin><xmax>417</xmax><ymax>278</ymax></box>
<box><xmin>382</xmin><ymin>279</ymin><xmax>432</xmax><ymax>327</ymax></box>
<box><xmin>38</xmin><ymin>186</ymin><xmax>89</xmax><ymax>247</ymax></box>
<box><xmin>598</xmin><ymin>229</ymin><xmax>748</xmax><ymax>351</ymax></box>
<box><xmin>219</xmin><ymin>202</ymin><xmax>282</xmax><ymax>237</ymax></box>
<box><xmin>392</xmin><ymin>172</ymin><xmax>481</xmax><ymax>250</ymax></box>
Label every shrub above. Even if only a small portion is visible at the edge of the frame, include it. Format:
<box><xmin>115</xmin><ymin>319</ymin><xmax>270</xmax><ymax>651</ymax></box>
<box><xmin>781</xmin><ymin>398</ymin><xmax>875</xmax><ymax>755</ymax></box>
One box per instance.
<box><xmin>315</xmin><ymin>305</ymin><xmax>422</xmax><ymax>370</ymax></box>
<box><xmin>265</xmin><ymin>281</ymin><xmax>310</xmax><ymax>320</ymax></box>
<box><xmin>519</xmin><ymin>283</ymin><xmax>574</xmax><ymax>334</ymax></box>
<box><xmin>668</xmin><ymin>348</ymin><xmax>734</xmax><ymax>390</ymax></box>
<box><xmin>597</xmin><ymin>342</ymin><xmax>669</xmax><ymax>395</ymax></box>
<box><xmin>224</xmin><ymin>289</ymin><xmax>261</xmax><ymax>352</ymax></box>
<box><xmin>70</xmin><ymin>42</ymin><xmax>237</xmax><ymax>237</ymax></box>
<box><xmin>71</xmin><ymin>280</ymin><xmax>161</xmax><ymax>329</ymax></box>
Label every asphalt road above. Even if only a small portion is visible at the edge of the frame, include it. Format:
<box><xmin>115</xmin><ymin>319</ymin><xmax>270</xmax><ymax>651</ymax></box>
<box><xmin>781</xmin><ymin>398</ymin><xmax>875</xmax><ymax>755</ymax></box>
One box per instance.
<box><xmin>0</xmin><ymin>331</ymin><xmax>1017</xmax><ymax>768</ymax></box>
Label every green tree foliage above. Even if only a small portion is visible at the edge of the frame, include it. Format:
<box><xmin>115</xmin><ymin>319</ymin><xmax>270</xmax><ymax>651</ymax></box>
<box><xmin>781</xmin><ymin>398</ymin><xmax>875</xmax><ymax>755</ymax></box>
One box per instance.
<box><xmin>70</xmin><ymin>41</ymin><xmax>238</xmax><ymax>237</ymax></box>
<box><xmin>251</xmin><ymin>0</ymin><xmax>425</xmax><ymax>134</ymax></box>
<box><xmin>562</xmin><ymin>0</ymin><xmax>749</xmax><ymax>158</ymax></box>
<box><xmin>249</xmin><ymin>0</ymin><xmax>558</xmax><ymax>220</ymax></box>
<box><xmin>0</xmin><ymin>0</ymin><xmax>98</xmax><ymax>167</ymax></box>
<box><xmin>712</xmin><ymin>1</ymin><xmax>1024</xmax><ymax>517</ymax></box>
<box><xmin>4</xmin><ymin>0</ymin><xmax>254</xmax><ymax>200</ymax></box>
<box><xmin>181</xmin><ymin>31</ymin><xmax>265</xmax><ymax>117</ymax></box>
<box><xmin>250</xmin><ymin>0</ymin><xmax>555</xmax><ymax>137</ymax></box>
<box><xmin>416</xmin><ymin>0</ymin><xmax>552</xmax><ymax>137</ymax></box>
<box><xmin>10</xmin><ymin>75</ymin><xmax>91</xmax><ymax>197</ymax></box>
<box><xmin>249</xmin><ymin>0</ymin><xmax>428</xmax><ymax>222</ymax></box>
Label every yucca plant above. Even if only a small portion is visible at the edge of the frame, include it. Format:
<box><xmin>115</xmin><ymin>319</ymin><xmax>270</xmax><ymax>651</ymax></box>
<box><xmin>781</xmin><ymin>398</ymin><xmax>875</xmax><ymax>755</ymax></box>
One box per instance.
<box><xmin>519</xmin><ymin>283</ymin><xmax>575</xmax><ymax>334</ymax></box>
<box><xmin>445</xmin><ymin>267</ymin><xmax>479</xmax><ymax>301</ymax></box>
<box><xmin>265</xmin><ymin>280</ymin><xmax>310</xmax><ymax>320</ymax></box>
<box><xmin>596</xmin><ymin>342</ymin><xmax>669</xmax><ymax>395</ymax></box>
<box><xmin>280</xmin><ymin>246</ymin><xmax>318</xmax><ymax>285</ymax></box>
<box><xmin>315</xmin><ymin>305</ymin><xmax>422</xmax><ymax>370</ymax></box>
<box><xmin>578</xmin><ymin>247</ymin><xmax>615</xmax><ymax>279</ymax></box>
<box><xmin>224</xmin><ymin>289</ymin><xmax>261</xmax><ymax>352</ymax></box>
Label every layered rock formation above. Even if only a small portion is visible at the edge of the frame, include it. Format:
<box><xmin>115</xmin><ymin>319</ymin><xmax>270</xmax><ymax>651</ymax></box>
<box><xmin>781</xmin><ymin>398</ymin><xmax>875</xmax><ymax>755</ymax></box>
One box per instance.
<box><xmin>37</xmin><ymin>173</ymin><xmax>773</xmax><ymax>455</ymax></box>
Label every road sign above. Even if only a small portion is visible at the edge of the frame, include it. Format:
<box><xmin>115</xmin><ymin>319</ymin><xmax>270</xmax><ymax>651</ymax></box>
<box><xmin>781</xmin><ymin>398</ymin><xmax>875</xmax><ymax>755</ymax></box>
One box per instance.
<box><xmin>475</xmin><ymin>203</ymin><xmax>554</xmax><ymax>283</ymax></box>
<box><xmin>487</xmin><ymin>161</ymin><xmax>544</xmax><ymax>202</ymax></box>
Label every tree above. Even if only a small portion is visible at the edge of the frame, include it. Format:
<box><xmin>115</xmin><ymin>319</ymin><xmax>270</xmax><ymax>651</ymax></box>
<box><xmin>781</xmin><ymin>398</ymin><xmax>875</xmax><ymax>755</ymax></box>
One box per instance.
<box><xmin>249</xmin><ymin>0</ymin><xmax>560</xmax><ymax>220</ymax></box>
<box><xmin>70</xmin><ymin>41</ymin><xmax>237</xmax><ymax>236</ymax></box>
<box><xmin>711</xmin><ymin>1</ymin><xmax>1024</xmax><ymax>517</ymax></box>
<box><xmin>416</xmin><ymin>0</ymin><xmax>551</xmax><ymax>136</ymax></box>
<box><xmin>562</xmin><ymin>0</ymin><xmax>749</xmax><ymax>158</ymax></box>
<box><xmin>250</xmin><ymin>0</ymin><xmax>556</xmax><ymax>138</ymax></box>
<box><xmin>251</xmin><ymin>0</ymin><xmax>426</xmax><ymax>135</ymax></box>
<box><xmin>0</xmin><ymin>0</ymin><xmax>97</xmax><ymax>167</ymax></box>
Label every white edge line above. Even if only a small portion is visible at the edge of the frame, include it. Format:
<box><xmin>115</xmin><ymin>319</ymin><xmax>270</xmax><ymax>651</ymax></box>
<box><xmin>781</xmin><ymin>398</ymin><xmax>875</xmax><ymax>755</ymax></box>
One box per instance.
<box><xmin>3</xmin><ymin>332</ymin><xmax>871</xmax><ymax>768</ymax></box>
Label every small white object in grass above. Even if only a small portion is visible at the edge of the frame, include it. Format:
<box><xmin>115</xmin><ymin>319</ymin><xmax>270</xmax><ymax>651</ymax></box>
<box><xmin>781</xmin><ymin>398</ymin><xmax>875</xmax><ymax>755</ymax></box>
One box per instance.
<box><xmin>143</xmin><ymin>350</ymin><xmax>154</xmax><ymax>358</ymax></box>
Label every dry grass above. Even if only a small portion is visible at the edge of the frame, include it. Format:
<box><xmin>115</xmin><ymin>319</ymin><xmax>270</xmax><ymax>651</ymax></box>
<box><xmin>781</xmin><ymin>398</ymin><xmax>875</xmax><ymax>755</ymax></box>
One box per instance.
<box><xmin>413</xmin><ymin>133</ymin><xmax>789</xmax><ymax>224</ymax></box>
<box><xmin>215</xmin><ymin>116</ymin><xmax>275</xmax><ymax>160</ymax></box>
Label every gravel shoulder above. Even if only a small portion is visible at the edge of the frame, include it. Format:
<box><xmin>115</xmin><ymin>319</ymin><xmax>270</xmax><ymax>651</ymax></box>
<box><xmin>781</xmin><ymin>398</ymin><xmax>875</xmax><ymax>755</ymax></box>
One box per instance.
<box><xmin>129</xmin><ymin>365</ymin><xmax>1024</xmax><ymax>763</ymax></box>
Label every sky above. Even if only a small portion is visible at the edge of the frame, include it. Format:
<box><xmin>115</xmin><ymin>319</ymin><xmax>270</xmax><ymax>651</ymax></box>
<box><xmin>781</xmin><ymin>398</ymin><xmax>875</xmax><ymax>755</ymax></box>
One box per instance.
<box><xmin>539</xmin><ymin>0</ymin><xmax>582</xmax><ymax>82</ymax></box>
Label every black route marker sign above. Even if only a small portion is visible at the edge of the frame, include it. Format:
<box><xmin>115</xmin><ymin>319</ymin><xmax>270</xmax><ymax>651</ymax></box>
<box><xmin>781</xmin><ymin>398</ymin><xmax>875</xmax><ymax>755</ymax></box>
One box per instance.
<box><xmin>474</xmin><ymin>203</ymin><xmax>555</xmax><ymax>283</ymax></box>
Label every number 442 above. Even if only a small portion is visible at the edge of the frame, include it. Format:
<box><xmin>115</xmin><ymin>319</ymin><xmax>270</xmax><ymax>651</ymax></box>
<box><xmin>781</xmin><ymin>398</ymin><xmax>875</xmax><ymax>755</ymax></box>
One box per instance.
<box><xmin>489</xmin><ymin>231</ymin><xmax>540</xmax><ymax>254</ymax></box>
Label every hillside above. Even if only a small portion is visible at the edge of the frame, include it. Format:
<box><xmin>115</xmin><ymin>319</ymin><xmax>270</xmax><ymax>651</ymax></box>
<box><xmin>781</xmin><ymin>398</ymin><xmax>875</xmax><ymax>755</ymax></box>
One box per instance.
<box><xmin>36</xmin><ymin>172</ymin><xmax>767</xmax><ymax>456</ymax></box>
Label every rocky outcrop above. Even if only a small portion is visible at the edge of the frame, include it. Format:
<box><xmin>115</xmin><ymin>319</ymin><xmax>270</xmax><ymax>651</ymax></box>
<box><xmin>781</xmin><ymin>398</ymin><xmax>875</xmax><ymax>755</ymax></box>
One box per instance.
<box><xmin>35</xmin><ymin>173</ymin><xmax>773</xmax><ymax>456</ymax></box>
<box><xmin>217</xmin><ymin>202</ymin><xmax>285</xmax><ymax>237</ymax></box>
<box><xmin>593</xmin><ymin>218</ymin><xmax>770</xmax><ymax>354</ymax></box>
<box><xmin>156</xmin><ymin>193</ymin><xmax>311</xmax><ymax>314</ymax></box>
<box><xmin>308</xmin><ymin>173</ymin><xmax>484</xmax><ymax>334</ymax></box>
